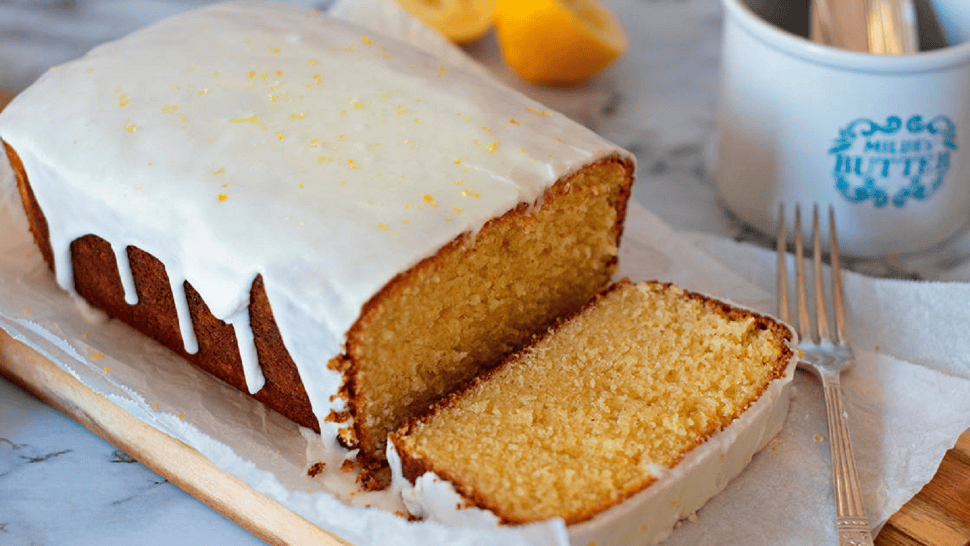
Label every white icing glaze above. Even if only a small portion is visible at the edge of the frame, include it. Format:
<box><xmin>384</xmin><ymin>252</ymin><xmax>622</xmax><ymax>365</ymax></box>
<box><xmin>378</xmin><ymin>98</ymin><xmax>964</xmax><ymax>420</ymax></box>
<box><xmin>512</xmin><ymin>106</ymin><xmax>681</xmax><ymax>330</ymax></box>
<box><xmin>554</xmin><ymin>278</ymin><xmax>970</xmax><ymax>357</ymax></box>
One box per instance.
<box><xmin>228</xmin><ymin>307</ymin><xmax>265</xmax><ymax>394</ymax></box>
<box><xmin>169</xmin><ymin>275</ymin><xmax>199</xmax><ymax>355</ymax></box>
<box><xmin>388</xmin><ymin>330</ymin><xmax>799</xmax><ymax>546</ymax></box>
<box><xmin>112</xmin><ymin>243</ymin><xmax>139</xmax><ymax>305</ymax></box>
<box><xmin>0</xmin><ymin>2</ymin><xmax>627</xmax><ymax>438</ymax></box>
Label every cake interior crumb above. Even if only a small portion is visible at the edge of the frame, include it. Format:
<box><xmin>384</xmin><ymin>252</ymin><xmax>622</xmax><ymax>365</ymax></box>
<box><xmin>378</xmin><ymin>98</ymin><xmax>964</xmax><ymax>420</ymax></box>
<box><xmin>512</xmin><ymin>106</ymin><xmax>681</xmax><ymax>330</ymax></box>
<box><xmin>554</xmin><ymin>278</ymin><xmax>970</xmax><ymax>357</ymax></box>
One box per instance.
<box><xmin>396</xmin><ymin>281</ymin><xmax>787</xmax><ymax>524</ymax></box>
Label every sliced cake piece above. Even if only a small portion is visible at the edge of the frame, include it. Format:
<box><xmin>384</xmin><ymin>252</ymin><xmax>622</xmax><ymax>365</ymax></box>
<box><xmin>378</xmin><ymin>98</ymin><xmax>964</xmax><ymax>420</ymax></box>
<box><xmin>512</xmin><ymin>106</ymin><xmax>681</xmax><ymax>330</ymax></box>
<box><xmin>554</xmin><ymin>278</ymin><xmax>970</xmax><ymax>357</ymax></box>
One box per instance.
<box><xmin>389</xmin><ymin>279</ymin><xmax>797</xmax><ymax>544</ymax></box>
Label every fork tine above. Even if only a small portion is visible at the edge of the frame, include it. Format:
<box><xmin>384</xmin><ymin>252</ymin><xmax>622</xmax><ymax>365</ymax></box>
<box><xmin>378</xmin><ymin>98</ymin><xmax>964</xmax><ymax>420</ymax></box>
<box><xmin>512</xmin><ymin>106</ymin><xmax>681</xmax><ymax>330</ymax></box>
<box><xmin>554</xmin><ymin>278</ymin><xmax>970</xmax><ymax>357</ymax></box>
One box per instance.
<box><xmin>812</xmin><ymin>204</ymin><xmax>830</xmax><ymax>342</ymax></box>
<box><xmin>787</xmin><ymin>205</ymin><xmax>871</xmax><ymax>543</ymax></box>
<box><xmin>776</xmin><ymin>203</ymin><xmax>789</xmax><ymax>323</ymax></box>
<box><xmin>829</xmin><ymin>206</ymin><xmax>847</xmax><ymax>344</ymax></box>
<box><xmin>794</xmin><ymin>206</ymin><xmax>813</xmax><ymax>342</ymax></box>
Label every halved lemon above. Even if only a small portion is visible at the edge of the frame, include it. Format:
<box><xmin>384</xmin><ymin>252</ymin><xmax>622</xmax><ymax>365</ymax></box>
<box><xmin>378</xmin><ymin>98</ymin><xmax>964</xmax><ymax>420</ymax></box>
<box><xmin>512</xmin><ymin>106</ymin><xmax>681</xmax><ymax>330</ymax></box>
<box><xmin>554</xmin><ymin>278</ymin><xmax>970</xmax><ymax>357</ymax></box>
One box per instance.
<box><xmin>494</xmin><ymin>0</ymin><xmax>627</xmax><ymax>86</ymax></box>
<box><xmin>396</xmin><ymin>0</ymin><xmax>497</xmax><ymax>45</ymax></box>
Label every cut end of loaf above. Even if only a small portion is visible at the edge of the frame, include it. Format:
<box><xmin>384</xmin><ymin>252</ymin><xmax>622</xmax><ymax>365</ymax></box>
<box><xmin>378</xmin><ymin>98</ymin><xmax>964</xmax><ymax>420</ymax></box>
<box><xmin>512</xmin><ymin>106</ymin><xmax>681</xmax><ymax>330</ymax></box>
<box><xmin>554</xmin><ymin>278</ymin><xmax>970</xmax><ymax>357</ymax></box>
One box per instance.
<box><xmin>345</xmin><ymin>156</ymin><xmax>634</xmax><ymax>466</ymax></box>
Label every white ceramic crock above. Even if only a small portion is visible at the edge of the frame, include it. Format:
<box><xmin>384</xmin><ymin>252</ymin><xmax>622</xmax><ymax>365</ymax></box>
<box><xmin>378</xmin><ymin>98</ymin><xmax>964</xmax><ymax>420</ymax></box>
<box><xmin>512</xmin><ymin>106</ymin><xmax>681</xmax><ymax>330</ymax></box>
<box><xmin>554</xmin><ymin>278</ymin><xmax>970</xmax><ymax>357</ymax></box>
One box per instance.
<box><xmin>717</xmin><ymin>0</ymin><xmax>970</xmax><ymax>256</ymax></box>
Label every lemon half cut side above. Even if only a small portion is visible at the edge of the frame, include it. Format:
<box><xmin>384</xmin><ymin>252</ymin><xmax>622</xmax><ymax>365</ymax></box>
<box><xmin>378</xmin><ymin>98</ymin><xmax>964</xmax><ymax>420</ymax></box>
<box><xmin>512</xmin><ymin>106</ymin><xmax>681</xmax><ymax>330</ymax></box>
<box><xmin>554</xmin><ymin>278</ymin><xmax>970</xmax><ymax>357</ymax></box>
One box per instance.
<box><xmin>495</xmin><ymin>0</ymin><xmax>628</xmax><ymax>86</ymax></box>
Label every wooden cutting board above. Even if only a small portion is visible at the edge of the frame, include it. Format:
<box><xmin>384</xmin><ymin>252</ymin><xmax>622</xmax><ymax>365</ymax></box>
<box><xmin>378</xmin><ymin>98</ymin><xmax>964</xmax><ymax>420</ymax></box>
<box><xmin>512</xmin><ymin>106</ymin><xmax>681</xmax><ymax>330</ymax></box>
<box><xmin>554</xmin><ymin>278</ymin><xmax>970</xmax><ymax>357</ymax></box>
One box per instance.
<box><xmin>1</xmin><ymin>88</ymin><xmax>968</xmax><ymax>545</ymax></box>
<box><xmin>0</xmin><ymin>330</ymin><xmax>347</xmax><ymax>546</ymax></box>
<box><xmin>879</xmin><ymin>434</ymin><xmax>970</xmax><ymax>545</ymax></box>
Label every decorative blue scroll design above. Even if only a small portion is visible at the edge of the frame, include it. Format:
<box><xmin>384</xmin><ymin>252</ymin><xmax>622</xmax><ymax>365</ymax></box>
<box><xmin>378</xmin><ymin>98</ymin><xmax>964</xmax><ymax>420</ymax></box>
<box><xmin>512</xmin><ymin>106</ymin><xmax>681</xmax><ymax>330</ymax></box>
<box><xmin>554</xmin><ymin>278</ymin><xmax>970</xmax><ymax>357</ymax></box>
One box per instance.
<box><xmin>906</xmin><ymin>115</ymin><xmax>958</xmax><ymax>151</ymax></box>
<box><xmin>829</xmin><ymin>116</ymin><xmax>903</xmax><ymax>154</ymax></box>
<box><xmin>828</xmin><ymin>115</ymin><xmax>957</xmax><ymax>208</ymax></box>
<box><xmin>833</xmin><ymin>176</ymin><xmax>890</xmax><ymax>208</ymax></box>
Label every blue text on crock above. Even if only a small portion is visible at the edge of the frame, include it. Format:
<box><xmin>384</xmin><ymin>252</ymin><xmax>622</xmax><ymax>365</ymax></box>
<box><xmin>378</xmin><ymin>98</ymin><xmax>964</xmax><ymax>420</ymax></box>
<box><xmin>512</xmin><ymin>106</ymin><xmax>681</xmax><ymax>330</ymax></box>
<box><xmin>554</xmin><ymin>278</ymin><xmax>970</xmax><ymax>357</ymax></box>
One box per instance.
<box><xmin>829</xmin><ymin>115</ymin><xmax>957</xmax><ymax>208</ymax></box>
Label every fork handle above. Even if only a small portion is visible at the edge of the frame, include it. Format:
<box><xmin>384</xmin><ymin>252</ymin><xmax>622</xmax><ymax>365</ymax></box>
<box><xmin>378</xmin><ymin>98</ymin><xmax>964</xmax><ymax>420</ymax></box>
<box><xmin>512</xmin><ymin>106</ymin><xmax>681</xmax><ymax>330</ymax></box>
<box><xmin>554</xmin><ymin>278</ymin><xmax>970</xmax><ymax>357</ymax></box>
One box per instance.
<box><xmin>822</xmin><ymin>378</ymin><xmax>874</xmax><ymax>546</ymax></box>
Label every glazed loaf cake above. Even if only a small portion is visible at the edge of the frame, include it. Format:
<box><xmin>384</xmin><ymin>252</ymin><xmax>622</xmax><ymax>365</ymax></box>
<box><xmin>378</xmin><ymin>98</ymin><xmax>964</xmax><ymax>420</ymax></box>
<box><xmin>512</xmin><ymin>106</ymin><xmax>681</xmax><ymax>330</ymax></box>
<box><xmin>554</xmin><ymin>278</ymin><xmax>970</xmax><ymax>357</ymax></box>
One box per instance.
<box><xmin>389</xmin><ymin>279</ymin><xmax>797</xmax><ymax>544</ymax></box>
<box><xmin>0</xmin><ymin>2</ymin><xmax>634</xmax><ymax>467</ymax></box>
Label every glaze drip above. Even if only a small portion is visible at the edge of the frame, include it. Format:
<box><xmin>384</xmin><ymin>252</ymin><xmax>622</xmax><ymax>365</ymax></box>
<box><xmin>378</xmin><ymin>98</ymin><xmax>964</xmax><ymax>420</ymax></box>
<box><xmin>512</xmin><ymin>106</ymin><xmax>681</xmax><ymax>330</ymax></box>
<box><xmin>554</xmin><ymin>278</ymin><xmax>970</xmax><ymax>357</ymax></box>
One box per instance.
<box><xmin>112</xmin><ymin>243</ymin><xmax>139</xmax><ymax>306</ymax></box>
<box><xmin>168</xmin><ymin>275</ymin><xmax>199</xmax><ymax>355</ymax></box>
<box><xmin>52</xmin><ymin>233</ymin><xmax>75</xmax><ymax>297</ymax></box>
<box><xmin>228</xmin><ymin>306</ymin><xmax>265</xmax><ymax>394</ymax></box>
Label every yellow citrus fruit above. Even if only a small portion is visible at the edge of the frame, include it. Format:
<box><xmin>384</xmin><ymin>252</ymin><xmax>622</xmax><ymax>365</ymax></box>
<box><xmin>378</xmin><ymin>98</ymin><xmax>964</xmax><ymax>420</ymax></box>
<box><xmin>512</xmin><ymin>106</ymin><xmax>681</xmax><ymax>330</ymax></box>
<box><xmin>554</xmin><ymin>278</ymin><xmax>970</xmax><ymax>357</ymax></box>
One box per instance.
<box><xmin>494</xmin><ymin>0</ymin><xmax>627</xmax><ymax>86</ymax></box>
<box><xmin>396</xmin><ymin>0</ymin><xmax>497</xmax><ymax>45</ymax></box>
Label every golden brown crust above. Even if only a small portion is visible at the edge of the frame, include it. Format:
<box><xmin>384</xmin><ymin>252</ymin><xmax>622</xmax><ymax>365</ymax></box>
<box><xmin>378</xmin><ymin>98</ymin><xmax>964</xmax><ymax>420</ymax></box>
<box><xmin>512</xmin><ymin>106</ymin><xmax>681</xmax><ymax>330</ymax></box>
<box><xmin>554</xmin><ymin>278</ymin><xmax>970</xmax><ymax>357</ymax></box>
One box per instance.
<box><xmin>7</xmin><ymin>142</ymin><xmax>54</xmax><ymax>270</ymax></box>
<box><xmin>7</xmin><ymin>142</ymin><xmax>318</xmax><ymax>432</ymax></box>
<box><xmin>679</xmin><ymin>287</ymin><xmax>794</xmax><ymax>383</ymax></box>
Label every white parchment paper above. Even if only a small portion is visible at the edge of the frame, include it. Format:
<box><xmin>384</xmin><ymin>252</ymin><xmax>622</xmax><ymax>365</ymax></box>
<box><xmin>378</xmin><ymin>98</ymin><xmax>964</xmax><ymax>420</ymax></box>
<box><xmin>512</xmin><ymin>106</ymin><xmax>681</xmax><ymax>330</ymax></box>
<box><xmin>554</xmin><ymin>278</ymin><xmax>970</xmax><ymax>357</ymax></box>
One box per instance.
<box><xmin>2</xmin><ymin>1</ymin><xmax>970</xmax><ymax>544</ymax></box>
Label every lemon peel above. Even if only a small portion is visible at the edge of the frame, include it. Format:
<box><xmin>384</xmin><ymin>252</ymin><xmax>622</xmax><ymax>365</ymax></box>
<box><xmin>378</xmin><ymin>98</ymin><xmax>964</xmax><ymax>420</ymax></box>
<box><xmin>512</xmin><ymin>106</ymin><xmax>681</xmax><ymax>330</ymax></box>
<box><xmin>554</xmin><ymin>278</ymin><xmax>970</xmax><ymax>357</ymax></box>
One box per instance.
<box><xmin>495</xmin><ymin>0</ymin><xmax>627</xmax><ymax>86</ymax></box>
<box><xmin>396</xmin><ymin>0</ymin><xmax>497</xmax><ymax>44</ymax></box>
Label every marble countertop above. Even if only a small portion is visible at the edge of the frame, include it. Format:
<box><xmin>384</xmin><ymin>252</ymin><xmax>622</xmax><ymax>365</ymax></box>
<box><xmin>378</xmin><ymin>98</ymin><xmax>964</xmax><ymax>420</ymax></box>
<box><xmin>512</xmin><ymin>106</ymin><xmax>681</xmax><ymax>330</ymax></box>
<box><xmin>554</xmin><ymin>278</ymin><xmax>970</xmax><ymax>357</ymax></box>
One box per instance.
<box><xmin>2</xmin><ymin>1</ymin><xmax>969</xmax><ymax>545</ymax></box>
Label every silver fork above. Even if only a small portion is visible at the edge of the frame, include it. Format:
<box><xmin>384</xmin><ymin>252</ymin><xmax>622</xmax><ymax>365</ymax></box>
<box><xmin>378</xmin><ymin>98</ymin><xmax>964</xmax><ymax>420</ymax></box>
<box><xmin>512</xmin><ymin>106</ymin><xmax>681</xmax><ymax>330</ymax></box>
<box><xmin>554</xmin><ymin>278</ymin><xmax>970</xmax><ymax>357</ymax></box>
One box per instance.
<box><xmin>777</xmin><ymin>204</ymin><xmax>874</xmax><ymax>546</ymax></box>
